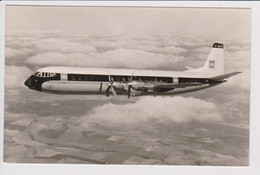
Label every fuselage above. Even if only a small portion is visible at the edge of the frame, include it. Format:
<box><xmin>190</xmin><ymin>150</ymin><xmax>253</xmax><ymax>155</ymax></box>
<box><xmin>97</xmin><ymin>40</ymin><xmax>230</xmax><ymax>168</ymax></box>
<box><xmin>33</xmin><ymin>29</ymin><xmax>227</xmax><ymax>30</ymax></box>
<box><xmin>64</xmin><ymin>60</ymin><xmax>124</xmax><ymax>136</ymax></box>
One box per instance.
<box><xmin>24</xmin><ymin>66</ymin><xmax>222</xmax><ymax>96</ymax></box>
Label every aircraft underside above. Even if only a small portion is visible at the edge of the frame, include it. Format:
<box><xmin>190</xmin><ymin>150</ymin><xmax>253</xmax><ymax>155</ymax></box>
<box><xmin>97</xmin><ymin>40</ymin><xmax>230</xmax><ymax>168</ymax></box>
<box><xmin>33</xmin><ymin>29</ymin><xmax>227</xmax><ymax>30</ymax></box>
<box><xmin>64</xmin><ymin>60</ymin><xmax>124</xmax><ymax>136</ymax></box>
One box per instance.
<box><xmin>40</xmin><ymin>80</ymin><xmax>217</xmax><ymax>97</ymax></box>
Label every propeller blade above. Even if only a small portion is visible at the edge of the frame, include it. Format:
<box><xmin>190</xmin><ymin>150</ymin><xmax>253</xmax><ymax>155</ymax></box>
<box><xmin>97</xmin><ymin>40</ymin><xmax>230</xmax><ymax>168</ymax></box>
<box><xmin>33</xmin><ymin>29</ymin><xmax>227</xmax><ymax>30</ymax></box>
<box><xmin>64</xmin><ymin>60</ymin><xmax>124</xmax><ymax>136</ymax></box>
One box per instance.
<box><xmin>106</xmin><ymin>86</ymin><xmax>111</xmax><ymax>97</ymax></box>
<box><xmin>127</xmin><ymin>75</ymin><xmax>133</xmax><ymax>99</ymax></box>
<box><xmin>108</xmin><ymin>74</ymin><xmax>111</xmax><ymax>82</ymax></box>
<box><xmin>106</xmin><ymin>74</ymin><xmax>113</xmax><ymax>97</ymax></box>
<box><xmin>129</xmin><ymin>75</ymin><xmax>133</xmax><ymax>82</ymax></box>
<box><xmin>128</xmin><ymin>85</ymin><xmax>131</xmax><ymax>99</ymax></box>
<box><xmin>111</xmin><ymin>87</ymin><xmax>117</xmax><ymax>96</ymax></box>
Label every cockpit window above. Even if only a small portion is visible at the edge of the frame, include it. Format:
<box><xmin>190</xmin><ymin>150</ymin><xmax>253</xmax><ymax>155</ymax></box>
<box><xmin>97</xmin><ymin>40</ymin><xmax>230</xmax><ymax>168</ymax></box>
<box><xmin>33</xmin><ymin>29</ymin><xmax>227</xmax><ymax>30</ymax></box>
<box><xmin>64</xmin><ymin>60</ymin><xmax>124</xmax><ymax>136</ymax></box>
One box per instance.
<box><xmin>34</xmin><ymin>72</ymin><xmax>57</xmax><ymax>78</ymax></box>
<box><xmin>34</xmin><ymin>72</ymin><xmax>40</xmax><ymax>76</ymax></box>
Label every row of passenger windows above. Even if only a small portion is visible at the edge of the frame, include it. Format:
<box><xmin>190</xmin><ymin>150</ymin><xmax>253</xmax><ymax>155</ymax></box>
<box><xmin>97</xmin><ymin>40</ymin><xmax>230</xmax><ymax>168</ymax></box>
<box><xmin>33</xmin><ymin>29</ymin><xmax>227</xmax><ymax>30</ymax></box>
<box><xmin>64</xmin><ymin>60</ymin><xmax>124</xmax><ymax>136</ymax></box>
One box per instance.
<box><xmin>34</xmin><ymin>72</ymin><xmax>57</xmax><ymax>77</ymax></box>
<box><xmin>68</xmin><ymin>74</ymin><xmax>109</xmax><ymax>82</ymax></box>
<box><xmin>68</xmin><ymin>74</ymin><xmax>173</xmax><ymax>83</ymax></box>
<box><xmin>133</xmin><ymin>76</ymin><xmax>173</xmax><ymax>83</ymax></box>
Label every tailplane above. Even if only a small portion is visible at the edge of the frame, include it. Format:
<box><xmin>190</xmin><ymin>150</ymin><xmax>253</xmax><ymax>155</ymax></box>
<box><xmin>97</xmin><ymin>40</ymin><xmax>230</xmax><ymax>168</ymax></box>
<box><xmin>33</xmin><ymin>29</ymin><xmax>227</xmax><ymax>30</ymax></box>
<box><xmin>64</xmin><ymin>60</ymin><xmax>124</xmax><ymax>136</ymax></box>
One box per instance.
<box><xmin>209</xmin><ymin>71</ymin><xmax>241</xmax><ymax>81</ymax></box>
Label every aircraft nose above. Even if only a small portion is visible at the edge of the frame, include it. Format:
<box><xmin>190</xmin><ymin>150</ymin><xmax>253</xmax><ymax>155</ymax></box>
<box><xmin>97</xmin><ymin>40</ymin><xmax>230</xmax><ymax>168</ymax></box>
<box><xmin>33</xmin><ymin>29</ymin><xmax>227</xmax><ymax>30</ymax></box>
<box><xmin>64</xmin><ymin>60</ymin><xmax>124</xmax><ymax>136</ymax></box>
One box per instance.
<box><xmin>24</xmin><ymin>77</ymin><xmax>32</xmax><ymax>88</ymax></box>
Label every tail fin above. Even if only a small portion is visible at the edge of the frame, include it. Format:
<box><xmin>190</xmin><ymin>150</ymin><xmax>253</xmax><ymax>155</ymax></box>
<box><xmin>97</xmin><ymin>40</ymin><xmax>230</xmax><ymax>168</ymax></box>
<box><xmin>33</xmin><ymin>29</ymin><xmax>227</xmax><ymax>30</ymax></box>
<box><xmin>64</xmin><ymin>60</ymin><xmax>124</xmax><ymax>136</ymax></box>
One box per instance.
<box><xmin>201</xmin><ymin>43</ymin><xmax>224</xmax><ymax>76</ymax></box>
<box><xmin>185</xmin><ymin>43</ymin><xmax>224</xmax><ymax>77</ymax></box>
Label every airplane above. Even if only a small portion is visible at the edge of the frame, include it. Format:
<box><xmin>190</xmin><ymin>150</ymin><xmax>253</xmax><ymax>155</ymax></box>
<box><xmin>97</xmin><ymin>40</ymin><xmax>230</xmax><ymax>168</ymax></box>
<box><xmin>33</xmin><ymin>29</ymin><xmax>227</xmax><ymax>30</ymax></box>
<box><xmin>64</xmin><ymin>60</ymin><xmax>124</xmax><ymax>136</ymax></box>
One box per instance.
<box><xmin>24</xmin><ymin>43</ymin><xmax>241</xmax><ymax>98</ymax></box>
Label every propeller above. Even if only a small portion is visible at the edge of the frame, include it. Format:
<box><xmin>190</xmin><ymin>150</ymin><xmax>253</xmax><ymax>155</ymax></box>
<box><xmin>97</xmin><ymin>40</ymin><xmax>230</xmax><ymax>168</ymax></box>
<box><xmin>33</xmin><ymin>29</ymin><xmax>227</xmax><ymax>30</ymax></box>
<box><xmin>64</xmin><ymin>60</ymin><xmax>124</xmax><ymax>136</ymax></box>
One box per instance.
<box><xmin>128</xmin><ymin>85</ymin><xmax>131</xmax><ymax>99</ymax></box>
<box><xmin>105</xmin><ymin>86</ymin><xmax>111</xmax><ymax>97</ymax></box>
<box><xmin>105</xmin><ymin>75</ymin><xmax>117</xmax><ymax>97</ymax></box>
<box><xmin>127</xmin><ymin>76</ymin><xmax>133</xmax><ymax>99</ymax></box>
<box><xmin>106</xmin><ymin>74</ymin><xmax>136</xmax><ymax>99</ymax></box>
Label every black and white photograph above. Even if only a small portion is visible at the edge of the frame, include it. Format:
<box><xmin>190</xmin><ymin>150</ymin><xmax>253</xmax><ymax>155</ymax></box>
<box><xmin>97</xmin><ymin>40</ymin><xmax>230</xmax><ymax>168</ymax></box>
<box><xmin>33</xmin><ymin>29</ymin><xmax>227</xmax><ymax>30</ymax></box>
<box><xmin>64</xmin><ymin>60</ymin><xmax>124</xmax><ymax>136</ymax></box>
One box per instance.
<box><xmin>4</xmin><ymin>5</ymin><xmax>250</xmax><ymax>166</ymax></box>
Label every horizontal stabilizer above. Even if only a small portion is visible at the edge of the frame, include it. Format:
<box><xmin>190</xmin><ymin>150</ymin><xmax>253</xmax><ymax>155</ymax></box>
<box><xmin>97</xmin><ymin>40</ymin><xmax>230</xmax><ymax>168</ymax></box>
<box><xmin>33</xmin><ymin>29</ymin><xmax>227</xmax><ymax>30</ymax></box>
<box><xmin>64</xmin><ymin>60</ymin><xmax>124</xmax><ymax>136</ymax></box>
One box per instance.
<box><xmin>209</xmin><ymin>71</ymin><xmax>241</xmax><ymax>81</ymax></box>
<box><xmin>155</xmin><ymin>82</ymin><xmax>202</xmax><ymax>89</ymax></box>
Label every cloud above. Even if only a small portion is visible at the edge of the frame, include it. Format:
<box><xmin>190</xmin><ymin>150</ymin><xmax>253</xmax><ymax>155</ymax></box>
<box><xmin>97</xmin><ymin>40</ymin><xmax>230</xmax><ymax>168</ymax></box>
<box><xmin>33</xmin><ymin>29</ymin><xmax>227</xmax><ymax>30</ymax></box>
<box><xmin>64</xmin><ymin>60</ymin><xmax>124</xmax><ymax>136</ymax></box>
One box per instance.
<box><xmin>5</xmin><ymin>47</ymin><xmax>35</xmax><ymax>58</ymax></box>
<box><xmin>6</xmin><ymin>30</ymin><xmax>249</xmax><ymax>71</ymax></box>
<box><xmin>226</xmin><ymin>45</ymin><xmax>250</xmax><ymax>52</ymax></box>
<box><xmin>192</xmin><ymin>47</ymin><xmax>211</xmax><ymax>54</ymax></box>
<box><xmin>81</xmin><ymin>96</ymin><xmax>222</xmax><ymax>126</ymax></box>
<box><xmin>6</xmin><ymin>30</ymin><xmax>193</xmax><ymax>70</ymax></box>
<box><xmin>26</xmin><ymin>48</ymin><xmax>185</xmax><ymax>70</ymax></box>
<box><xmin>5</xmin><ymin>65</ymin><xmax>33</xmax><ymax>88</ymax></box>
<box><xmin>220</xmin><ymin>48</ymin><xmax>251</xmax><ymax>95</ymax></box>
<box><xmin>225</xmin><ymin>50</ymin><xmax>250</xmax><ymax>71</ymax></box>
<box><xmin>223</xmin><ymin>70</ymin><xmax>250</xmax><ymax>92</ymax></box>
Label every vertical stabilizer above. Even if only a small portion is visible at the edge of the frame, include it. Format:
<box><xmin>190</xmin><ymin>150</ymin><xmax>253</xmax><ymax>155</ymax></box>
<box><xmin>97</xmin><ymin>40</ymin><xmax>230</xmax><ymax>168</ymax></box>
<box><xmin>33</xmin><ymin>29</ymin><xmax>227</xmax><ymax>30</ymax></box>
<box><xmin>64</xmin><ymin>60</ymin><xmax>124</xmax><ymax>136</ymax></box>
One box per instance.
<box><xmin>201</xmin><ymin>43</ymin><xmax>224</xmax><ymax>76</ymax></box>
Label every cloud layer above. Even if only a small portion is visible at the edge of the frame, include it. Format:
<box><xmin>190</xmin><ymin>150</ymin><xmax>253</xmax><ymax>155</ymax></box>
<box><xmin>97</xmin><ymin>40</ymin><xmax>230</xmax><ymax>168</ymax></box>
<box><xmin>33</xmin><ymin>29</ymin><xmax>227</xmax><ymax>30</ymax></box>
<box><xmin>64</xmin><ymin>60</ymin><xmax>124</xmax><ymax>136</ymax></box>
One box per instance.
<box><xmin>5</xmin><ymin>65</ymin><xmax>33</xmax><ymax>88</ymax></box>
<box><xmin>5</xmin><ymin>30</ymin><xmax>250</xmax><ymax>72</ymax></box>
<box><xmin>81</xmin><ymin>96</ymin><xmax>222</xmax><ymax>126</ymax></box>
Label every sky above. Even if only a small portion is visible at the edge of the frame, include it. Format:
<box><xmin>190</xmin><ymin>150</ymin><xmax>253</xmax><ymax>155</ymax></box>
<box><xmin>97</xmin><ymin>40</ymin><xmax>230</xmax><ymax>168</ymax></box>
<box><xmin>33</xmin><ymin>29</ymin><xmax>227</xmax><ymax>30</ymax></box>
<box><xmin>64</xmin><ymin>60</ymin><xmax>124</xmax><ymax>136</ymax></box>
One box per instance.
<box><xmin>6</xmin><ymin>6</ymin><xmax>251</xmax><ymax>39</ymax></box>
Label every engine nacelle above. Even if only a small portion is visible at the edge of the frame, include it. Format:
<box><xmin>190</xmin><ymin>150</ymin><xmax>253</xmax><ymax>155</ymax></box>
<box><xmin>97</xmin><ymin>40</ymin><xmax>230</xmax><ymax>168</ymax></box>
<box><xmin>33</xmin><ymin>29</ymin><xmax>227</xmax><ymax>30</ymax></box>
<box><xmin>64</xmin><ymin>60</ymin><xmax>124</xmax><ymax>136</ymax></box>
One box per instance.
<box><xmin>112</xmin><ymin>82</ymin><xmax>125</xmax><ymax>90</ymax></box>
<box><xmin>130</xmin><ymin>81</ymin><xmax>155</xmax><ymax>91</ymax></box>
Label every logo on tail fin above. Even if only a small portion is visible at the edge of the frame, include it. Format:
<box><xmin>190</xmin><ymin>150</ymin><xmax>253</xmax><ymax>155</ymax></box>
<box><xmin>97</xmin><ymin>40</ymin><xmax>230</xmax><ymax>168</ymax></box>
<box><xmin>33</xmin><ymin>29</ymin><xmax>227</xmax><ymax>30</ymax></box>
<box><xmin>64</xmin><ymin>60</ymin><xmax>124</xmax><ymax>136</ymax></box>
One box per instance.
<box><xmin>209</xmin><ymin>60</ymin><xmax>215</xmax><ymax>68</ymax></box>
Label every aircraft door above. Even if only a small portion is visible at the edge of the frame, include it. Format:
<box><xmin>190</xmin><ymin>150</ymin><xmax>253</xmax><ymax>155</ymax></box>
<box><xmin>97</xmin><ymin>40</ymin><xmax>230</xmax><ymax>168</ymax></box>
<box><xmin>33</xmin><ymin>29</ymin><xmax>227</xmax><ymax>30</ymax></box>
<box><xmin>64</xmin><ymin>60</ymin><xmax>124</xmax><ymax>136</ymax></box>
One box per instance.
<box><xmin>60</xmin><ymin>73</ymin><xmax>67</xmax><ymax>81</ymax></box>
<box><xmin>173</xmin><ymin>77</ymin><xmax>179</xmax><ymax>83</ymax></box>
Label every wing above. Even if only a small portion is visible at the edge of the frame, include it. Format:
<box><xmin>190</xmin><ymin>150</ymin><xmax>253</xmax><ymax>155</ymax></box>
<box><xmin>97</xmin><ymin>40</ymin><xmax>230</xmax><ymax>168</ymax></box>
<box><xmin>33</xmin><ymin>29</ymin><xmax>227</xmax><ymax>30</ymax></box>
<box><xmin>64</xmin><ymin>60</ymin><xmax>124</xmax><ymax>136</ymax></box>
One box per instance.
<box><xmin>155</xmin><ymin>82</ymin><xmax>202</xmax><ymax>89</ymax></box>
<box><xmin>209</xmin><ymin>71</ymin><xmax>241</xmax><ymax>81</ymax></box>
